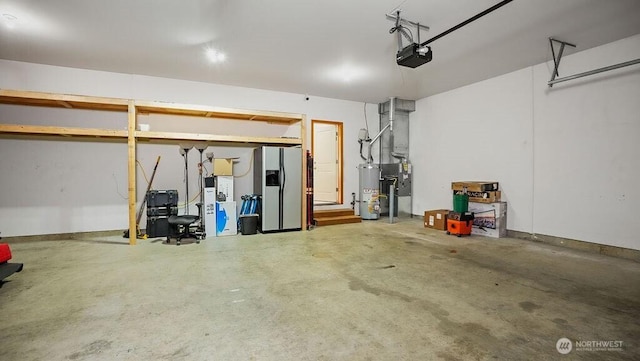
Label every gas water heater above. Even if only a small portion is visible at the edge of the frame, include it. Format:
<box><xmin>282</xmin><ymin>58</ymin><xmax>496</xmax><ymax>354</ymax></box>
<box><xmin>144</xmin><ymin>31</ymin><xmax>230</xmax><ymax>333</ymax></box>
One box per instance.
<box><xmin>358</xmin><ymin>163</ymin><xmax>381</xmax><ymax>220</ymax></box>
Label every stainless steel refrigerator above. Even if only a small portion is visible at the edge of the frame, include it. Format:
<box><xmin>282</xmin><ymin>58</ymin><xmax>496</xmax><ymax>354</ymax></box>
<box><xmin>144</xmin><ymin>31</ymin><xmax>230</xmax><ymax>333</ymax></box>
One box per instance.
<box><xmin>254</xmin><ymin>146</ymin><xmax>302</xmax><ymax>232</ymax></box>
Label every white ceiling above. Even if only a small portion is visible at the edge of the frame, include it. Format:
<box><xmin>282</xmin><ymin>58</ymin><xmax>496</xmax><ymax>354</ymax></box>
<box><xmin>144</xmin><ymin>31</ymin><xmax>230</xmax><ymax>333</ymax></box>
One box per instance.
<box><xmin>1</xmin><ymin>0</ymin><xmax>639</xmax><ymax>104</ymax></box>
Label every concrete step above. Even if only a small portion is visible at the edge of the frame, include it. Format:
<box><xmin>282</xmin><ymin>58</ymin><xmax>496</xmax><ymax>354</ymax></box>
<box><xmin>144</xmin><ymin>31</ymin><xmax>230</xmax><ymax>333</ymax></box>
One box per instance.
<box><xmin>314</xmin><ymin>215</ymin><xmax>362</xmax><ymax>227</ymax></box>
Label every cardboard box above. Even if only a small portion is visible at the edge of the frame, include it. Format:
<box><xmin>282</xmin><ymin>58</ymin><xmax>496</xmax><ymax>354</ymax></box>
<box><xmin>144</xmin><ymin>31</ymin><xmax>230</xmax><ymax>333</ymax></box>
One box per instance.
<box><xmin>468</xmin><ymin>201</ymin><xmax>507</xmax><ymax>238</ymax></box>
<box><xmin>424</xmin><ymin>209</ymin><xmax>449</xmax><ymax>230</ymax></box>
<box><xmin>453</xmin><ymin>190</ymin><xmax>501</xmax><ymax>203</ymax></box>
<box><xmin>213</xmin><ymin>158</ymin><xmax>233</xmax><ymax>176</ymax></box>
<box><xmin>215</xmin><ymin>201</ymin><xmax>237</xmax><ymax>236</ymax></box>
<box><xmin>215</xmin><ymin>175</ymin><xmax>234</xmax><ymax>202</ymax></box>
<box><xmin>451</xmin><ymin>181</ymin><xmax>499</xmax><ymax>192</ymax></box>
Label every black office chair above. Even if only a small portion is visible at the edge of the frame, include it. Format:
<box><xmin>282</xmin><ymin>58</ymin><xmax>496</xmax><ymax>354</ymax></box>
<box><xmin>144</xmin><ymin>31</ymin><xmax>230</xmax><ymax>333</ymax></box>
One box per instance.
<box><xmin>167</xmin><ymin>214</ymin><xmax>199</xmax><ymax>246</ymax></box>
<box><xmin>165</xmin><ymin>145</ymin><xmax>203</xmax><ymax>246</ymax></box>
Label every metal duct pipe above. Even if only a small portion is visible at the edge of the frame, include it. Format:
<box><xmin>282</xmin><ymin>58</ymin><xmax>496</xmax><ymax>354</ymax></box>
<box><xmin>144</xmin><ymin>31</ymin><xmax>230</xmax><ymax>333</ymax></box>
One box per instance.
<box><xmin>388</xmin><ymin>97</ymin><xmax>406</xmax><ymax>159</ymax></box>
<box><xmin>388</xmin><ymin>97</ymin><xmax>396</xmax><ymax>160</ymax></box>
<box><xmin>375</xmin><ymin>97</ymin><xmax>413</xmax><ymax>163</ymax></box>
<box><xmin>389</xmin><ymin>183</ymin><xmax>395</xmax><ymax>224</ymax></box>
<box><xmin>389</xmin><ymin>97</ymin><xmax>396</xmax><ymax>132</ymax></box>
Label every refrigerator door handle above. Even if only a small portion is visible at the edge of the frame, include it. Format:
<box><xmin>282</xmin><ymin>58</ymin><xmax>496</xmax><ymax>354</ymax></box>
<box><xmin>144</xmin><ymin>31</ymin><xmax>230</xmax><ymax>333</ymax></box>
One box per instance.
<box><xmin>282</xmin><ymin>162</ymin><xmax>286</xmax><ymax>190</ymax></box>
<box><xmin>279</xmin><ymin>148</ymin><xmax>285</xmax><ymax>230</ymax></box>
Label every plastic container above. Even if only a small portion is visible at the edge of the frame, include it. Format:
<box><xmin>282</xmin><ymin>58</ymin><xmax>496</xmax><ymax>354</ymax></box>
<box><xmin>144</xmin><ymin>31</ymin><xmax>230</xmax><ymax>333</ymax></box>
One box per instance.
<box><xmin>239</xmin><ymin>214</ymin><xmax>259</xmax><ymax>235</ymax></box>
<box><xmin>453</xmin><ymin>194</ymin><xmax>469</xmax><ymax>213</ymax></box>
<box><xmin>446</xmin><ymin>219</ymin><xmax>473</xmax><ymax>237</ymax></box>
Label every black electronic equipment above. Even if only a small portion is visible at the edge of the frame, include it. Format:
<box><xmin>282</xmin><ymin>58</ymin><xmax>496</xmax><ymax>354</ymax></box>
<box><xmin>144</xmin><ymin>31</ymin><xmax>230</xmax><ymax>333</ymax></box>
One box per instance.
<box><xmin>396</xmin><ymin>43</ymin><xmax>432</xmax><ymax>68</ymax></box>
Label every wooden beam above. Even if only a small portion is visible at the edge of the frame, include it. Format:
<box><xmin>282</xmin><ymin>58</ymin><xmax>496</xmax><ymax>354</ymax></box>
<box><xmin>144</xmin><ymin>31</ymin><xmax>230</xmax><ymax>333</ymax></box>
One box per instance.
<box><xmin>127</xmin><ymin>101</ymin><xmax>137</xmax><ymax>245</ymax></box>
<box><xmin>0</xmin><ymin>89</ymin><xmax>129</xmax><ymax>111</ymax></box>
<box><xmin>134</xmin><ymin>130</ymin><xmax>302</xmax><ymax>145</ymax></box>
<box><xmin>0</xmin><ymin>124</ymin><xmax>128</xmax><ymax>138</ymax></box>
<box><xmin>134</xmin><ymin>100</ymin><xmax>304</xmax><ymax>124</ymax></box>
<box><xmin>57</xmin><ymin>100</ymin><xmax>73</xmax><ymax>109</ymax></box>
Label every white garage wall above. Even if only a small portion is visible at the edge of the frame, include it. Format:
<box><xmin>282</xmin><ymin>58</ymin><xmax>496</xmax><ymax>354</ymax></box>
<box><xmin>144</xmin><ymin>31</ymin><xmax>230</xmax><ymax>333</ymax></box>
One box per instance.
<box><xmin>532</xmin><ymin>35</ymin><xmax>640</xmax><ymax>249</ymax></box>
<box><xmin>411</xmin><ymin>33</ymin><xmax>640</xmax><ymax>250</ymax></box>
<box><xmin>411</xmin><ymin>68</ymin><xmax>534</xmax><ymax>233</ymax></box>
<box><xmin>0</xmin><ymin>60</ymin><xmax>379</xmax><ymax>237</ymax></box>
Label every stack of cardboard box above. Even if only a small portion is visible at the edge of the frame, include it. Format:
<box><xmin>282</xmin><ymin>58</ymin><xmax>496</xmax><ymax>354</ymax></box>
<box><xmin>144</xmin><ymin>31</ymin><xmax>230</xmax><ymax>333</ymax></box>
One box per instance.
<box><xmin>451</xmin><ymin>181</ymin><xmax>500</xmax><ymax>203</ymax></box>
<box><xmin>452</xmin><ymin>181</ymin><xmax>506</xmax><ymax>238</ymax></box>
<box><xmin>423</xmin><ymin>181</ymin><xmax>507</xmax><ymax>238</ymax></box>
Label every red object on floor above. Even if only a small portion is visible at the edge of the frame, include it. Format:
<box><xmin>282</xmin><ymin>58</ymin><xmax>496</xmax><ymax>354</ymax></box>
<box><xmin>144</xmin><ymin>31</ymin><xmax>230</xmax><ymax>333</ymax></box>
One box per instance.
<box><xmin>0</xmin><ymin>243</ymin><xmax>12</xmax><ymax>263</ymax></box>
<box><xmin>447</xmin><ymin>219</ymin><xmax>473</xmax><ymax>237</ymax></box>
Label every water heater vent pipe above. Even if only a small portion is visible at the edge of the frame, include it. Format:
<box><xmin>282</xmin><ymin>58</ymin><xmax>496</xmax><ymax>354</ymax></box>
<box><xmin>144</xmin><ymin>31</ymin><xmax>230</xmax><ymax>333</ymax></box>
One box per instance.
<box><xmin>367</xmin><ymin>97</ymin><xmax>396</xmax><ymax>163</ymax></box>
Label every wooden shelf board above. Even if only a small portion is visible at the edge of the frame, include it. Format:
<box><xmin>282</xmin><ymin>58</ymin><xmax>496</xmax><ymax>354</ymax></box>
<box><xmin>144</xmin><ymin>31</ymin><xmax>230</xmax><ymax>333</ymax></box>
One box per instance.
<box><xmin>134</xmin><ymin>131</ymin><xmax>302</xmax><ymax>146</ymax></box>
<box><xmin>134</xmin><ymin>100</ymin><xmax>303</xmax><ymax>124</ymax></box>
<box><xmin>0</xmin><ymin>89</ymin><xmax>129</xmax><ymax>112</ymax></box>
<box><xmin>0</xmin><ymin>124</ymin><xmax>128</xmax><ymax>138</ymax></box>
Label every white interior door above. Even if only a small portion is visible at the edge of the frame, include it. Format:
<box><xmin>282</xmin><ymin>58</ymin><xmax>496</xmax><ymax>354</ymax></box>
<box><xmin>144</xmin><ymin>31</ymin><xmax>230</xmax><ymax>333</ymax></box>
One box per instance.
<box><xmin>313</xmin><ymin>122</ymin><xmax>338</xmax><ymax>203</ymax></box>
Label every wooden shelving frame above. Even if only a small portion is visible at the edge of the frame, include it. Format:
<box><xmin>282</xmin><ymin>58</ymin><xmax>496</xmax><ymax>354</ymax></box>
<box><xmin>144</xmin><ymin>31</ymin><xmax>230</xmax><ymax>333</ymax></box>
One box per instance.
<box><xmin>0</xmin><ymin>89</ymin><xmax>307</xmax><ymax>244</ymax></box>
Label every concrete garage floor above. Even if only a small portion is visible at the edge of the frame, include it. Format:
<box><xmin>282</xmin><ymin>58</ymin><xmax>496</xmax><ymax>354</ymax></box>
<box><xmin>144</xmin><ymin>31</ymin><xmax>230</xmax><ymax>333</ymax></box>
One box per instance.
<box><xmin>1</xmin><ymin>217</ymin><xmax>639</xmax><ymax>361</ymax></box>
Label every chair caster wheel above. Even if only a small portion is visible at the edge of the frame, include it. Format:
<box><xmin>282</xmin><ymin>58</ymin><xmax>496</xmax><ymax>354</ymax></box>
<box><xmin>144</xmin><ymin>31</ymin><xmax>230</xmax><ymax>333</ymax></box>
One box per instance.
<box><xmin>446</xmin><ymin>231</ymin><xmax>450</xmax><ymax>235</ymax></box>
<box><xmin>165</xmin><ymin>238</ymin><xmax>170</xmax><ymax>244</ymax></box>
<box><xmin>176</xmin><ymin>241</ymin><xmax>181</xmax><ymax>246</ymax></box>
<box><xmin>457</xmin><ymin>234</ymin><xmax>461</xmax><ymax>238</ymax></box>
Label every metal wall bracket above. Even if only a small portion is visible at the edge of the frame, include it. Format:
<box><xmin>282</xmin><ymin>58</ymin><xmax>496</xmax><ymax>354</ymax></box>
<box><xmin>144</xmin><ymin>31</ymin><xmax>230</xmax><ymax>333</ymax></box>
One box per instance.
<box><xmin>548</xmin><ymin>38</ymin><xmax>576</xmax><ymax>87</ymax></box>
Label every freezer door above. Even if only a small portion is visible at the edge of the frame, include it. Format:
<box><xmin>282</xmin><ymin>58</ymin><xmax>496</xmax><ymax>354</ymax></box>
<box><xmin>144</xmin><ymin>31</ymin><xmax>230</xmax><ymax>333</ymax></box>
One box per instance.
<box><xmin>281</xmin><ymin>147</ymin><xmax>302</xmax><ymax>230</ymax></box>
<box><xmin>261</xmin><ymin>146</ymin><xmax>281</xmax><ymax>232</ymax></box>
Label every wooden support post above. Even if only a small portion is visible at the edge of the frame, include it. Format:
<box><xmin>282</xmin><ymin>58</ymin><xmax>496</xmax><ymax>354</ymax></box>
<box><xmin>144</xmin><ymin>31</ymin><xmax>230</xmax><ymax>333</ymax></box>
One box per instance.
<box><xmin>300</xmin><ymin>115</ymin><xmax>307</xmax><ymax>230</ymax></box>
<box><xmin>127</xmin><ymin>101</ymin><xmax>137</xmax><ymax>245</ymax></box>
